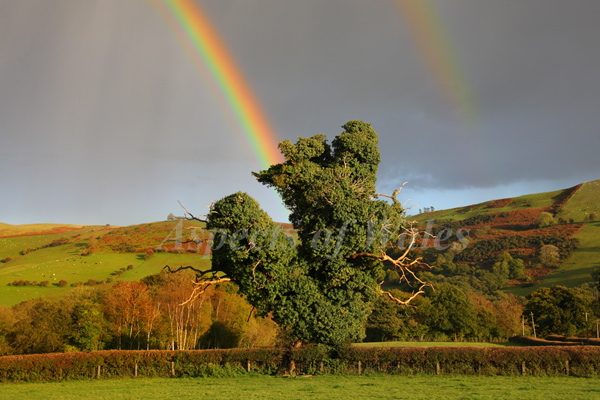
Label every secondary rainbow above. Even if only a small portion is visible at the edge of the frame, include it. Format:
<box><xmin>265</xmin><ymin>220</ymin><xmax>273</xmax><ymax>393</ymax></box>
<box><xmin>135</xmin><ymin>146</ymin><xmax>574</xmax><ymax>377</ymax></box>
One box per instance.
<box><xmin>154</xmin><ymin>0</ymin><xmax>283</xmax><ymax>170</ymax></box>
<box><xmin>396</xmin><ymin>0</ymin><xmax>480</xmax><ymax>127</ymax></box>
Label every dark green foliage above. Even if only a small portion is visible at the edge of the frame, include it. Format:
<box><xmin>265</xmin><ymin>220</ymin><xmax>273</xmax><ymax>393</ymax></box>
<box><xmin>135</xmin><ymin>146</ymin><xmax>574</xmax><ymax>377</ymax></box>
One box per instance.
<box><xmin>524</xmin><ymin>286</ymin><xmax>597</xmax><ymax>336</ymax></box>
<box><xmin>365</xmin><ymin>293</ymin><xmax>428</xmax><ymax>342</ymax></box>
<box><xmin>455</xmin><ymin>235</ymin><xmax>579</xmax><ymax>264</ymax></box>
<box><xmin>70</xmin><ymin>300</ymin><xmax>105</xmax><ymax>351</ymax></box>
<box><xmin>494</xmin><ymin>252</ymin><xmax>525</xmax><ymax>280</ymax></box>
<box><xmin>209</xmin><ymin>121</ymin><xmax>407</xmax><ymax>347</ymax></box>
<box><xmin>417</xmin><ymin>284</ymin><xmax>477</xmax><ymax>340</ymax></box>
<box><xmin>198</xmin><ymin>321</ymin><xmax>242</xmax><ymax>350</ymax></box>
<box><xmin>6</xmin><ymin>298</ymin><xmax>73</xmax><ymax>354</ymax></box>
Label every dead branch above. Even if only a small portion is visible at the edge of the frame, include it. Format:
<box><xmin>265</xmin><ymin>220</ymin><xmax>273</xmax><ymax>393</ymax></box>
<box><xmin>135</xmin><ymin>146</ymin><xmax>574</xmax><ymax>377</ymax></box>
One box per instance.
<box><xmin>181</xmin><ymin>276</ymin><xmax>232</xmax><ymax>306</ymax></box>
<box><xmin>351</xmin><ymin>217</ymin><xmax>433</xmax><ymax>307</ymax></box>
<box><xmin>177</xmin><ymin>200</ymin><xmax>212</xmax><ymax>223</ymax></box>
<box><xmin>251</xmin><ymin>260</ymin><xmax>263</xmax><ymax>289</ymax></box>
<box><xmin>381</xmin><ymin>288</ymin><xmax>426</xmax><ymax>308</ymax></box>
<box><xmin>370</xmin><ymin>181</ymin><xmax>407</xmax><ymax>201</ymax></box>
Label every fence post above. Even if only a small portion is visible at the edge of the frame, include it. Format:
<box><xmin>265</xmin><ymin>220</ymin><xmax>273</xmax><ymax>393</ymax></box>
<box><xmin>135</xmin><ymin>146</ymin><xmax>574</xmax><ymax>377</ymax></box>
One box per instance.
<box><xmin>97</xmin><ymin>365</ymin><xmax>101</xmax><ymax>379</ymax></box>
<box><xmin>171</xmin><ymin>361</ymin><xmax>175</xmax><ymax>377</ymax></box>
<box><xmin>358</xmin><ymin>360</ymin><xmax>362</xmax><ymax>375</ymax></box>
<box><xmin>135</xmin><ymin>363</ymin><xmax>138</xmax><ymax>378</ymax></box>
<box><xmin>522</xmin><ymin>361</ymin><xmax>526</xmax><ymax>376</ymax></box>
<box><xmin>565</xmin><ymin>360</ymin><xmax>569</xmax><ymax>376</ymax></box>
<box><xmin>247</xmin><ymin>361</ymin><xmax>251</xmax><ymax>372</ymax></box>
<box><xmin>436</xmin><ymin>362</ymin><xmax>440</xmax><ymax>375</ymax></box>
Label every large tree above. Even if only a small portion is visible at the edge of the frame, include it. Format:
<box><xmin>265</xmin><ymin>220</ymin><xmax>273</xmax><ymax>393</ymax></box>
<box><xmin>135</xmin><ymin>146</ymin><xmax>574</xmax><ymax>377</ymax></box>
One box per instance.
<box><xmin>176</xmin><ymin>121</ymin><xmax>430</xmax><ymax>346</ymax></box>
<box><xmin>524</xmin><ymin>286</ymin><xmax>596</xmax><ymax>336</ymax></box>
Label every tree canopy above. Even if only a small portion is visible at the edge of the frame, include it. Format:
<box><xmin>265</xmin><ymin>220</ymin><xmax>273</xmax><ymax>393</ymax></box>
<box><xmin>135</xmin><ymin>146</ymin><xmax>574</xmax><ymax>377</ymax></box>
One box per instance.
<box><xmin>524</xmin><ymin>286</ymin><xmax>594</xmax><ymax>336</ymax></box>
<box><xmin>183</xmin><ymin>121</ymin><xmax>429</xmax><ymax>346</ymax></box>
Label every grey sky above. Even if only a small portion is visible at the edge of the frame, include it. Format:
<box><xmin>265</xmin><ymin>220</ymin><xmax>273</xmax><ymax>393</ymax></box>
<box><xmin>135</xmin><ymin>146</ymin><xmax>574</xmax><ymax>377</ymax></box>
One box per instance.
<box><xmin>1</xmin><ymin>0</ymin><xmax>599</xmax><ymax>225</ymax></box>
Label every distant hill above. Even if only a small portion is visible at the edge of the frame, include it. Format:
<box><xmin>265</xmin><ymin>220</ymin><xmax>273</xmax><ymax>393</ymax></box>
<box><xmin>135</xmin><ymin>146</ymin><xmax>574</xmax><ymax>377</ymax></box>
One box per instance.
<box><xmin>0</xmin><ymin>223</ymin><xmax>85</xmax><ymax>238</ymax></box>
<box><xmin>412</xmin><ymin>179</ymin><xmax>600</xmax><ymax>295</ymax></box>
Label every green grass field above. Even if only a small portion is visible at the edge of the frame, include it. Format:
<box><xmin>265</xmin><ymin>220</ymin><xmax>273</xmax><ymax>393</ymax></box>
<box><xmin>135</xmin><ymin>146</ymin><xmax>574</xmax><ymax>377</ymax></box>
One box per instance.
<box><xmin>559</xmin><ymin>179</ymin><xmax>600</xmax><ymax>223</ymax></box>
<box><xmin>1</xmin><ymin>375</ymin><xmax>598</xmax><ymax>400</ymax></box>
<box><xmin>0</xmin><ymin>221</ymin><xmax>211</xmax><ymax>307</ymax></box>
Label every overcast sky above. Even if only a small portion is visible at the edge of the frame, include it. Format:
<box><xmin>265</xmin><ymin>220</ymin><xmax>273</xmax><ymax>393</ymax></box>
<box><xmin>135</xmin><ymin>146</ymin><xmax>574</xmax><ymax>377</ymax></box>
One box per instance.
<box><xmin>1</xmin><ymin>0</ymin><xmax>599</xmax><ymax>226</ymax></box>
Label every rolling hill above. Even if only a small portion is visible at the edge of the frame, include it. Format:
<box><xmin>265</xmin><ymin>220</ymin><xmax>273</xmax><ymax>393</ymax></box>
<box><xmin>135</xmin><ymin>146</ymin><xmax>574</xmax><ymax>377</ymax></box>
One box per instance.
<box><xmin>412</xmin><ymin>178</ymin><xmax>600</xmax><ymax>295</ymax></box>
<box><xmin>0</xmin><ymin>220</ymin><xmax>212</xmax><ymax>306</ymax></box>
<box><xmin>0</xmin><ymin>179</ymin><xmax>598</xmax><ymax>306</ymax></box>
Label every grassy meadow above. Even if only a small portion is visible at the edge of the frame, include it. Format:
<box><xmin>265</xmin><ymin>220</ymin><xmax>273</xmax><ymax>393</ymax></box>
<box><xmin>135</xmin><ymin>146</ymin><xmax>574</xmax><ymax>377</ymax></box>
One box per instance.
<box><xmin>1</xmin><ymin>375</ymin><xmax>599</xmax><ymax>400</ymax></box>
<box><xmin>0</xmin><ymin>221</ymin><xmax>210</xmax><ymax>307</ymax></box>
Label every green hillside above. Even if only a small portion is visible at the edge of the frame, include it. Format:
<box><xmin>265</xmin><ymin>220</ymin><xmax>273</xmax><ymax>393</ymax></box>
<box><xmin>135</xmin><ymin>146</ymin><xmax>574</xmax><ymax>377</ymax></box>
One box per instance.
<box><xmin>0</xmin><ymin>221</ymin><xmax>211</xmax><ymax>307</ymax></box>
<box><xmin>412</xmin><ymin>179</ymin><xmax>600</xmax><ymax>295</ymax></box>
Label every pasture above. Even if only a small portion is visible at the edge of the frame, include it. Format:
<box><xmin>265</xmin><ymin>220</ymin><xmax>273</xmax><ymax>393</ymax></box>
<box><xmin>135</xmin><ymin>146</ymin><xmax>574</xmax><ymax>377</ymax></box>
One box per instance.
<box><xmin>1</xmin><ymin>375</ymin><xmax>598</xmax><ymax>400</ymax></box>
<box><xmin>0</xmin><ymin>221</ymin><xmax>210</xmax><ymax>306</ymax></box>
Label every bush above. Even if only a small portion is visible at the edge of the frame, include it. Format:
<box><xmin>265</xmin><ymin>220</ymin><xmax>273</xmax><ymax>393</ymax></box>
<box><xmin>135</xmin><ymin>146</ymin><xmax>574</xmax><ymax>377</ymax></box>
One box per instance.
<box><xmin>57</xmin><ymin>280</ymin><xmax>68</xmax><ymax>288</ymax></box>
<box><xmin>538</xmin><ymin>212</ymin><xmax>554</xmax><ymax>228</ymax></box>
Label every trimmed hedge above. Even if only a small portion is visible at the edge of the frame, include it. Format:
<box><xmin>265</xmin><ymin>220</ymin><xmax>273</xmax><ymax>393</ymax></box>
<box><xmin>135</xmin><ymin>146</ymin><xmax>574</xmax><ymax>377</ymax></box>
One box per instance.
<box><xmin>1</xmin><ymin>346</ymin><xmax>600</xmax><ymax>382</ymax></box>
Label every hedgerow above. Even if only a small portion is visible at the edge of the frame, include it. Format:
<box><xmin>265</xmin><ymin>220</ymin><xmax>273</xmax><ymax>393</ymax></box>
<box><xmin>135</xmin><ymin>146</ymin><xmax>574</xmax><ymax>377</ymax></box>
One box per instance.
<box><xmin>1</xmin><ymin>346</ymin><xmax>599</xmax><ymax>382</ymax></box>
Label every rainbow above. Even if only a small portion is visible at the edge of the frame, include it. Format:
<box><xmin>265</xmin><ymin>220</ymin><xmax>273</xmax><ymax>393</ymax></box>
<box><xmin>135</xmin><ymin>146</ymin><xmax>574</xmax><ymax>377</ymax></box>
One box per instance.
<box><xmin>396</xmin><ymin>0</ymin><xmax>480</xmax><ymax>127</ymax></box>
<box><xmin>151</xmin><ymin>0</ymin><xmax>283</xmax><ymax>170</ymax></box>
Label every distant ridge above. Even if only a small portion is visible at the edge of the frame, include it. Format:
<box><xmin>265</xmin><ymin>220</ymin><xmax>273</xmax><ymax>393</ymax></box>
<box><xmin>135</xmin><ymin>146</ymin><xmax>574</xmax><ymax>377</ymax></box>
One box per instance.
<box><xmin>0</xmin><ymin>223</ymin><xmax>85</xmax><ymax>238</ymax></box>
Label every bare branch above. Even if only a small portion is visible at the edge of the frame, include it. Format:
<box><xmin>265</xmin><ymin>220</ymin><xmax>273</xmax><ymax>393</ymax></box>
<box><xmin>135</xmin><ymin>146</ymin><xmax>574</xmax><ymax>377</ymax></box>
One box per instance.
<box><xmin>177</xmin><ymin>200</ymin><xmax>210</xmax><ymax>222</ymax></box>
<box><xmin>370</xmin><ymin>181</ymin><xmax>407</xmax><ymax>201</ymax></box>
<box><xmin>251</xmin><ymin>260</ymin><xmax>264</xmax><ymax>289</ymax></box>
<box><xmin>381</xmin><ymin>288</ymin><xmax>426</xmax><ymax>308</ymax></box>
<box><xmin>180</xmin><ymin>277</ymin><xmax>232</xmax><ymax>305</ymax></box>
<box><xmin>351</xmin><ymin>216</ymin><xmax>433</xmax><ymax>307</ymax></box>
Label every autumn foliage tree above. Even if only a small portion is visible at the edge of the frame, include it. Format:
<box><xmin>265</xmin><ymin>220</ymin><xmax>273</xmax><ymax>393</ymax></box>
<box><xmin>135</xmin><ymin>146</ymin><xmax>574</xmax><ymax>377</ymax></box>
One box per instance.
<box><xmin>179</xmin><ymin>121</ymin><xmax>432</xmax><ymax>347</ymax></box>
<box><xmin>103</xmin><ymin>281</ymin><xmax>156</xmax><ymax>350</ymax></box>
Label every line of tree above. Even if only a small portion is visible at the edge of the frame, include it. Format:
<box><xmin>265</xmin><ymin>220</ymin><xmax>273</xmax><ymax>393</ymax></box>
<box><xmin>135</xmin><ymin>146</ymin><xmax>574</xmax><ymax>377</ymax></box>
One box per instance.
<box><xmin>0</xmin><ymin>270</ymin><xmax>278</xmax><ymax>356</ymax></box>
<box><xmin>1</xmin><ymin>263</ymin><xmax>598</xmax><ymax>356</ymax></box>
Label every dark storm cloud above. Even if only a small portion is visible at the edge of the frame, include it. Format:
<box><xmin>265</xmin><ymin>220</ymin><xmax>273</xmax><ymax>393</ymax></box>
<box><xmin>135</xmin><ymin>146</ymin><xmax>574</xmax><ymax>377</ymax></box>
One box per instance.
<box><xmin>1</xmin><ymin>0</ymin><xmax>599</xmax><ymax>224</ymax></box>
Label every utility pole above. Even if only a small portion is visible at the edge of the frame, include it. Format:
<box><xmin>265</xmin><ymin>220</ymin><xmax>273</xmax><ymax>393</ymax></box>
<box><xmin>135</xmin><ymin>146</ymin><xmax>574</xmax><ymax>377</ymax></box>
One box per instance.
<box><xmin>586</xmin><ymin>313</ymin><xmax>589</xmax><ymax>344</ymax></box>
<box><xmin>530</xmin><ymin>312</ymin><xmax>536</xmax><ymax>338</ymax></box>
